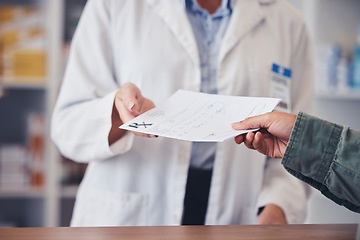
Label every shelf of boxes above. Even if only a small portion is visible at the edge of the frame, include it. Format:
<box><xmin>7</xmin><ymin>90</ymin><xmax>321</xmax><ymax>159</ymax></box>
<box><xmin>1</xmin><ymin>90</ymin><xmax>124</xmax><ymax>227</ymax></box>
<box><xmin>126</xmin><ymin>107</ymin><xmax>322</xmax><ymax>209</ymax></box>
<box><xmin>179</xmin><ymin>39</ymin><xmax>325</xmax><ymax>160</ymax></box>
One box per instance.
<box><xmin>0</xmin><ymin>5</ymin><xmax>47</xmax><ymax>85</ymax></box>
<box><xmin>0</xmin><ymin>5</ymin><xmax>48</xmax><ymax>193</ymax></box>
<box><xmin>300</xmin><ymin>0</ymin><xmax>360</xmax><ymax>101</ymax></box>
<box><xmin>0</xmin><ymin>0</ymin><xmax>59</xmax><ymax>228</ymax></box>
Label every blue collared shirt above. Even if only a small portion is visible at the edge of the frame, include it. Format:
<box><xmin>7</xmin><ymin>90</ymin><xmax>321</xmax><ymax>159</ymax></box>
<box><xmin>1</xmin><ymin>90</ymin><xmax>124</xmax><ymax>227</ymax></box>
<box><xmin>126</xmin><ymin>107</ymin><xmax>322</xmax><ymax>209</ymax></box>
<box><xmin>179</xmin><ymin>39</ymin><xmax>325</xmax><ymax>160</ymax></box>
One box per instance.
<box><xmin>184</xmin><ymin>0</ymin><xmax>232</xmax><ymax>169</ymax></box>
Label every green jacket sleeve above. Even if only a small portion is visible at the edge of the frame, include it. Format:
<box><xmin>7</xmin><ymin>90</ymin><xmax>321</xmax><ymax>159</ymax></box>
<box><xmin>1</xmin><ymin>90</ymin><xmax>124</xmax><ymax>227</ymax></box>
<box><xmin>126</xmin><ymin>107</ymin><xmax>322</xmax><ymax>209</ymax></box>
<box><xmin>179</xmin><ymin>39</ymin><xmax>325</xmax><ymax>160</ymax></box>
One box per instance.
<box><xmin>282</xmin><ymin>112</ymin><xmax>360</xmax><ymax>213</ymax></box>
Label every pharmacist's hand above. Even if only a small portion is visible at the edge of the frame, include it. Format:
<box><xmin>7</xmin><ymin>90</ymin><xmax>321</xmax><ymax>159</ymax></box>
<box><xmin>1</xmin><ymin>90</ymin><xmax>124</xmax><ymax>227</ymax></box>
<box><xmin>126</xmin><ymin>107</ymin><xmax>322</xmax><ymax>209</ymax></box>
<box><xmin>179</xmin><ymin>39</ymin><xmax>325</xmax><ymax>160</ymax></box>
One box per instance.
<box><xmin>231</xmin><ymin>112</ymin><xmax>296</xmax><ymax>159</ymax></box>
<box><xmin>114</xmin><ymin>82</ymin><xmax>155</xmax><ymax>138</ymax></box>
<box><xmin>257</xmin><ymin>204</ymin><xmax>287</xmax><ymax>225</ymax></box>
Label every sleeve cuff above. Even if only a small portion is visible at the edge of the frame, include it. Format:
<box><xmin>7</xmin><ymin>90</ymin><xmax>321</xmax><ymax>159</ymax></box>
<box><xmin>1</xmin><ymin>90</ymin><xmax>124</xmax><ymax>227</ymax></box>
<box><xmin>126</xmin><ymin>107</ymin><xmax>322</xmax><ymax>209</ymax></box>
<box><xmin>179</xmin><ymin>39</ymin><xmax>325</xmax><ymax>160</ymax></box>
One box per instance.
<box><xmin>109</xmin><ymin>131</ymin><xmax>134</xmax><ymax>155</ymax></box>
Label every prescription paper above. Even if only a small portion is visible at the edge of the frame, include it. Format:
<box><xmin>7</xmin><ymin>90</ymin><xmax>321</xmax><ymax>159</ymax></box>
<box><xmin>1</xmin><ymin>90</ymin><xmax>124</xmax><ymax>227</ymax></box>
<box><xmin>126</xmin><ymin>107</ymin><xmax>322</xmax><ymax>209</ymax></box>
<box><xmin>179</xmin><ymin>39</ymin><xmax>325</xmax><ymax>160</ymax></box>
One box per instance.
<box><xmin>120</xmin><ymin>90</ymin><xmax>281</xmax><ymax>142</ymax></box>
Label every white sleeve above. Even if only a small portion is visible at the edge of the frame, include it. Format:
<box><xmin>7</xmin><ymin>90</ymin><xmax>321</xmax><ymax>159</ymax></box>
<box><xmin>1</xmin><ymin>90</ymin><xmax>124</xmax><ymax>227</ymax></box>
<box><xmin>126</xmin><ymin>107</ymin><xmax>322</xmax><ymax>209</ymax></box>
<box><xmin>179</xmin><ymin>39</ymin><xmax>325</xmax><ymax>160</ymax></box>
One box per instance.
<box><xmin>289</xmin><ymin>19</ymin><xmax>315</xmax><ymax>114</ymax></box>
<box><xmin>51</xmin><ymin>0</ymin><xmax>134</xmax><ymax>163</ymax></box>
<box><xmin>256</xmin><ymin>158</ymin><xmax>310</xmax><ymax>224</ymax></box>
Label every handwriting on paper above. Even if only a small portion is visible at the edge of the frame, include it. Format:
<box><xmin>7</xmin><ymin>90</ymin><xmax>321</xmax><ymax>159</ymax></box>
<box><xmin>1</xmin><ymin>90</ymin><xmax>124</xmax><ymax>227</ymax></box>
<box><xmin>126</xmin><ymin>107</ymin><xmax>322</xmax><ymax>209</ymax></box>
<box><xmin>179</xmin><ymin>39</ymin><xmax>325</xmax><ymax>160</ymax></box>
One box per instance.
<box><xmin>120</xmin><ymin>90</ymin><xmax>280</xmax><ymax>142</ymax></box>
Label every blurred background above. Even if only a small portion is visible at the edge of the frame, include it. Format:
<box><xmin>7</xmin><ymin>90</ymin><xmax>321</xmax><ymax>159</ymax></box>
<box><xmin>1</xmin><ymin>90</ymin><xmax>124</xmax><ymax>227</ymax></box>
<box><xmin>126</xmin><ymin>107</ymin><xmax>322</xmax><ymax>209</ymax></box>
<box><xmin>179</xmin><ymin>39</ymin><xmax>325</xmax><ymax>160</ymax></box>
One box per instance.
<box><xmin>0</xmin><ymin>0</ymin><xmax>359</xmax><ymax>227</ymax></box>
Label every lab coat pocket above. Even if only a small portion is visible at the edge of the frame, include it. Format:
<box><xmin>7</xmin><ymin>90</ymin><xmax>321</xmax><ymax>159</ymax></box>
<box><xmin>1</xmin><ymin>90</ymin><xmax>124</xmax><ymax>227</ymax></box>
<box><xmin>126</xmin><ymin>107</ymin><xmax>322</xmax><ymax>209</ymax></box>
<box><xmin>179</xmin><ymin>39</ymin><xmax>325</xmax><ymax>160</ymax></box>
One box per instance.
<box><xmin>71</xmin><ymin>187</ymin><xmax>149</xmax><ymax>226</ymax></box>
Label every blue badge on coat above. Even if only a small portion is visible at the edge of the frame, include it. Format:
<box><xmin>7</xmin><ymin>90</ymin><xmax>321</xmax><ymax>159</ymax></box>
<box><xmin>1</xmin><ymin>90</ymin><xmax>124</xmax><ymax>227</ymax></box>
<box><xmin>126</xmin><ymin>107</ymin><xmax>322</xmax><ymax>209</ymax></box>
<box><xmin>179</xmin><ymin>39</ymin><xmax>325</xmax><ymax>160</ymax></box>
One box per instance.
<box><xmin>270</xmin><ymin>63</ymin><xmax>292</xmax><ymax>112</ymax></box>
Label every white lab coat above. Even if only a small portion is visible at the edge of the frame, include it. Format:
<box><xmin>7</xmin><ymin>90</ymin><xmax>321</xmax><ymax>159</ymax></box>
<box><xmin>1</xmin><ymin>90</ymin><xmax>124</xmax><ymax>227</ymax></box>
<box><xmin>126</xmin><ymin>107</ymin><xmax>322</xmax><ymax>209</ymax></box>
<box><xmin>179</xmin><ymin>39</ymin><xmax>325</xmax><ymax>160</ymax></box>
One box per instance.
<box><xmin>51</xmin><ymin>0</ymin><xmax>314</xmax><ymax>226</ymax></box>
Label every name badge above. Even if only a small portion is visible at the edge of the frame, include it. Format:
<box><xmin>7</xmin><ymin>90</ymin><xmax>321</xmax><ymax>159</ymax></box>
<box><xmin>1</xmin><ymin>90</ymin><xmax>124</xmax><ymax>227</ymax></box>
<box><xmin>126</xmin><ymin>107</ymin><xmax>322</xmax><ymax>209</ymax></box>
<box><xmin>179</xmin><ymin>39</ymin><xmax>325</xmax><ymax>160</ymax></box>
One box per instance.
<box><xmin>270</xmin><ymin>63</ymin><xmax>292</xmax><ymax>113</ymax></box>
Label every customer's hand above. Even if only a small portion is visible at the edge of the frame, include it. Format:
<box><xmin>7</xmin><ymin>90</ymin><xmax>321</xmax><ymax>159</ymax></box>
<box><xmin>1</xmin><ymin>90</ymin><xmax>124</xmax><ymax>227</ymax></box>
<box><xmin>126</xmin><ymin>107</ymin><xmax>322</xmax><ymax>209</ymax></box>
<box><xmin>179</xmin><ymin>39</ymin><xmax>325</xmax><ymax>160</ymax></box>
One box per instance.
<box><xmin>231</xmin><ymin>112</ymin><xmax>296</xmax><ymax>159</ymax></box>
<box><xmin>109</xmin><ymin>83</ymin><xmax>155</xmax><ymax>144</ymax></box>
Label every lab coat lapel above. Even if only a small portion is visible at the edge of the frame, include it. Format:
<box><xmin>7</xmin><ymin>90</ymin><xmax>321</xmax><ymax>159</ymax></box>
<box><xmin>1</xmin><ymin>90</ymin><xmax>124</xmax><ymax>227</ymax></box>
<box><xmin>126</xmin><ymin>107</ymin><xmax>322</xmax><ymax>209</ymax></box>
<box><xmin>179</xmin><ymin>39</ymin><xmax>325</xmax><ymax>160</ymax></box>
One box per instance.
<box><xmin>219</xmin><ymin>0</ymin><xmax>266</xmax><ymax>63</ymax></box>
<box><xmin>145</xmin><ymin>0</ymin><xmax>200</xmax><ymax>68</ymax></box>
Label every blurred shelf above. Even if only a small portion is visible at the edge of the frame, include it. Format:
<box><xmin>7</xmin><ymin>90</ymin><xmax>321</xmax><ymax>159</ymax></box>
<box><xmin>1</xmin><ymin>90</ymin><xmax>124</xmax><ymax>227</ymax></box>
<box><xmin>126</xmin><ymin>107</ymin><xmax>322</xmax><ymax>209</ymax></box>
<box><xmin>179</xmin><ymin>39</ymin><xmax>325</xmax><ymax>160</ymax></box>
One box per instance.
<box><xmin>0</xmin><ymin>188</ymin><xmax>45</xmax><ymax>199</ymax></box>
<box><xmin>0</xmin><ymin>0</ymin><xmax>74</xmax><ymax>228</ymax></box>
<box><xmin>0</xmin><ymin>78</ymin><xmax>47</xmax><ymax>90</ymax></box>
<box><xmin>316</xmin><ymin>88</ymin><xmax>360</xmax><ymax>100</ymax></box>
<box><xmin>60</xmin><ymin>185</ymin><xmax>78</xmax><ymax>199</ymax></box>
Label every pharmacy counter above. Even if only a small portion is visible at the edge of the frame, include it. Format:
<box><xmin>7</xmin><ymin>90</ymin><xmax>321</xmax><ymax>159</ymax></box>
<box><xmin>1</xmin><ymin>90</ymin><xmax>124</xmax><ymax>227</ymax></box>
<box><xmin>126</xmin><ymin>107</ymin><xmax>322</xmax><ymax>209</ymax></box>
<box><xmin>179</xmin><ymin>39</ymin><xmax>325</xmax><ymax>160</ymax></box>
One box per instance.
<box><xmin>0</xmin><ymin>224</ymin><xmax>358</xmax><ymax>240</ymax></box>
